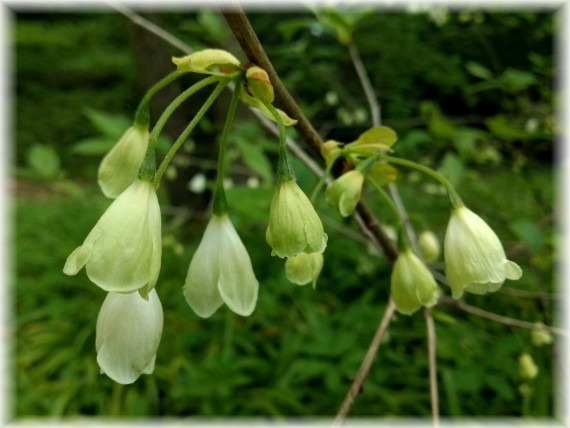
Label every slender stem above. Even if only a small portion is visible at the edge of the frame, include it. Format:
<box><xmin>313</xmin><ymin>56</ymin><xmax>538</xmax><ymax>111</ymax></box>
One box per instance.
<box><xmin>333</xmin><ymin>300</ymin><xmax>396</xmax><ymax>426</ymax></box>
<box><xmin>258</xmin><ymin>94</ymin><xmax>295</xmax><ymax>183</ymax></box>
<box><xmin>154</xmin><ymin>79</ymin><xmax>230</xmax><ymax>187</ymax></box>
<box><xmin>366</xmin><ymin>177</ymin><xmax>399</xmax><ymax>221</ymax></box>
<box><xmin>148</xmin><ymin>75</ymin><xmax>220</xmax><ymax>153</ymax></box>
<box><xmin>111</xmin><ymin>3</ymin><xmax>194</xmax><ymax>55</ymax></box>
<box><xmin>134</xmin><ymin>71</ymin><xmax>184</xmax><ymax>126</ymax></box>
<box><xmin>348</xmin><ymin>40</ymin><xmax>381</xmax><ymax>127</ymax></box>
<box><xmin>310</xmin><ymin>164</ymin><xmax>332</xmax><ymax>204</ymax></box>
<box><xmin>378</xmin><ymin>154</ymin><xmax>463</xmax><ymax>208</ymax></box>
<box><xmin>438</xmin><ymin>296</ymin><xmax>567</xmax><ymax>337</ymax></box>
<box><xmin>213</xmin><ymin>78</ymin><xmax>243</xmax><ymax>215</ymax></box>
<box><xmin>423</xmin><ymin>308</ymin><xmax>440</xmax><ymax>427</ymax></box>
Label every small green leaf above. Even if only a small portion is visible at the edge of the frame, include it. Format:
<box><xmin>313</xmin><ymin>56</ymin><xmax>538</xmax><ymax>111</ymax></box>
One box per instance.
<box><xmin>499</xmin><ymin>68</ymin><xmax>537</xmax><ymax>93</ymax></box>
<box><xmin>510</xmin><ymin>219</ymin><xmax>544</xmax><ymax>253</ymax></box>
<box><xmin>352</xmin><ymin>126</ymin><xmax>398</xmax><ymax>147</ymax></box>
<box><xmin>70</xmin><ymin>137</ymin><xmax>115</xmax><ymax>156</ymax></box>
<box><xmin>234</xmin><ymin>138</ymin><xmax>273</xmax><ymax>183</ymax></box>
<box><xmin>440</xmin><ymin>153</ymin><xmax>464</xmax><ymax>186</ymax></box>
<box><xmin>27</xmin><ymin>144</ymin><xmax>61</xmax><ymax>180</ymax></box>
<box><xmin>368</xmin><ymin>162</ymin><xmax>398</xmax><ymax>185</ymax></box>
<box><xmin>466</xmin><ymin>61</ymin><xmax>493</xmax><ymax>80</ymax></box>
<box><xmin>83</xmin><ymin>108</ymin><xmax>131</xmax><ymax>138</ymax></box>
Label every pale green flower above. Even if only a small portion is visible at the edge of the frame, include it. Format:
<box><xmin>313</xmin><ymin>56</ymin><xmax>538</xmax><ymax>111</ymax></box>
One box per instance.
<box><xmin>531</xmin><ymin>323</ymin><xmax>553</xmax><ymax>347</ymax></box>
<box><xmin>98</xmin><ymin>125</ymin><xmax>149</xmax><ymax>199</ymax></box>
<box><xmin>325</xmin><ymin>170</ymin><xmax>365</xmax><ymax>217</ymax></box>
<box><xmin>444</xmin><ymin>206</ymin><xmax>522</xmax><ymax>299</ymax></box>
<box><xmin>184</xmin><ymin>214</ymin><xmax>259</xmax><ymax>318</ymax></box>
<box><xmin>63</xmin><ymin>180</ymin><xmax>162</xmax><ymax>296</ymax></box>
<box><xmin>519</xmin><ymin>353</ymin><xmax>539</xmax><ymax>379</ymax></box>
<box><xmin>285</xmin><ymin>252</ymin><xmax>324</xmax><ymax>289</ymax></box>
<box><xmin>96</xmin><ymin>289</ymin><xmax>163</xmax><ymax>384</ymax></box>
<box><xmin>266</xmin><ymin>179</ymin><xmax>327</xmax><ymax>258</ymax></box>
<box><xmin>418</xmin><ymin>230</ymin><xmax>441</xmax><ymax>262</ymax></box>
<box><xmin>391</xmin><ymin>248</ymin><xmax>439</xmax><ymax>315</ymax></box>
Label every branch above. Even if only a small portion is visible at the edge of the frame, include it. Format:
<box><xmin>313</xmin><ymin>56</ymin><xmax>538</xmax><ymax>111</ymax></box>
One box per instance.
<box><xmin>221</xmin><ymin>6</ymin><xmax>398</xmax><ymax>263</ymax></box>
<box><xmin>332</xmin><ymin>300</ymin><xmax>396</xmax><ymax>426</ymax></box>
<box><xmin>438</xmin><ymin>296</ymin><xmax>567</xmax><ymax>337</ymax></box>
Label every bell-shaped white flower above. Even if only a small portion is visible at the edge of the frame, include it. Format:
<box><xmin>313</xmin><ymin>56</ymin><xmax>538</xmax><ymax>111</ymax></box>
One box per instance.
<box><xmin>63</xmin><ymin>179</ymin><xmax>162</xmax><ymax>295</ymax></box>
<box><xmin>184</xmin><ymin>214</ymin><xmax>259</xmax><ymax>318</ymax></box>
<box><xmin>96</xmin><ymin>289</ymin><xmax>163</xmax><ymax>384</ymax></box>
<box><xmin>285</xmin><ymin>252</ymin><xmax>324</xmax><ymax>289</ymax></box>
<box><xmin>98</xmin><ymin>125</ymin><xmax>149</xmax><ymax>199</ymax></box>
<box><xmin>326</xmin><ymin>170</ymin><xmax>365</xmax><ymax>217</ymax></box>
<box><xmin>391</xmin><ymin>248</ymin><xmax>439</xmax><ymax>315</ymax></box>
<box><xmin>444</xmin><ymin>206</ymin><xmax>522</xmax><ymax>299</ymax></box>
<box><xmin>266</xmin><ymin>179</ymin><xmax>327</xmax><ymax>258</ymax></box>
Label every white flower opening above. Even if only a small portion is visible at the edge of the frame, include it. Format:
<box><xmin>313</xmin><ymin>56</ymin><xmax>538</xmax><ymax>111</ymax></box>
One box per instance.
<box><xmin>63</xmin><ymin>180</ymin><xmax>162</xmax><ymax>295</ymax></box>
<box><xmin>98</xmin><ymin>125</ymin><xmax>149</xmax><ymax>199</ymax></box>
<box><xmin>96</xmin><ymin>289</ymin><xmax>163</xmax><ymax>385</ymax></box>
<box><xmin>184</xmin><ymin>214</ymin><xmax>259</xmax><ymax>318</ymax></box>
<box><xmin>444</xmin><ymin>206</ymin><xmax>522</xmax><ymax>299</ymax></box>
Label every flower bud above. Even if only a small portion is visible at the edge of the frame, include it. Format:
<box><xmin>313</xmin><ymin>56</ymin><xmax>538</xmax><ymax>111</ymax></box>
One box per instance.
<box><xmin>285</xmin><ymin>252</ymin><xmax>324</xmax><ymax>289</ymax></box>
<box><xmin>391</xmin><ymin>248</ymin><xmax>439</xmax><ymax>315</ymax></box>
<box><xmin>519</xmin><ymin>353</ymin><xmax>539</xmax><ymax>379</ymax></box>
<box><xmin>266</xmin><ymin>179</ymin><xmax>327</xmax><ymax>258</ymax></box>
<box><xmin>325</xmin><ymin>170</ymin><xmax>364</xmax><ymax>217</ymax></box>
<box><xmin>172</xmin><ymin>49</ymin><xmax>240</xmax><ymax>75</ymax></box>
<box><xmin>444</xmin><ymin>206</ymin><xmax>522</xmax><ymax>299</ymax></box>
<box><xmin>531</xmin><ymin>324</ymin><xmax>553</xmax><ymax>347</ymax></box>
<box><xmin>245</xmin><ymin>66</ymin><xmax>274</xmax><ymax>104</ymax></box>
<box><xmin>96</xmin><ymin>289</ymin><xmax>163</xmax><ymax>384</ymax></box>
<box><xmin>418</xmin><ymin>230</ymin><xmax>441</xmax><ymax>262</ymax></box>
<box><xmin>320</xmin><ymin>140</ymin><xmax>343</xmax><ymax>169</ymax></box>
<box><xmin>98</xmin><ymin>125</ymin><xmax>149</xmax><ymax>199</ymax></box>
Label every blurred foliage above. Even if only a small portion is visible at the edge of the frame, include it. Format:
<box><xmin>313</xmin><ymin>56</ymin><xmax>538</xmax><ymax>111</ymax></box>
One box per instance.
<box><xmin>13</xmin><ymin>5</ymin><xmax>556</xmax><ymax>422</ymax></box>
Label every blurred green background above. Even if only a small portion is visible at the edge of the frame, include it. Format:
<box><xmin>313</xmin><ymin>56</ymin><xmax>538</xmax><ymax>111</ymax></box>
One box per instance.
<box><xmin>14</xmin><ymin>6</ymin><xmax>556</xmax><ymax>421</ymax></box>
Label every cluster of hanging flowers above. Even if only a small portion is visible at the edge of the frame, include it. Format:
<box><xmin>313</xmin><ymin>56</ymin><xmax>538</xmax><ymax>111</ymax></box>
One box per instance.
<box><xmin>63</xmin><ymin>48</ymin><xmax>522</xmax><ymax>384</ymax></box>
<box><xmin>63</xmin><ymin>49</ymin><xmax>326</xmax><ymax>384</ymax></box>
<box><xmin>320</xmin><ymin>125</ymin><xmax>522</xmax><ymax>315</ymax></box>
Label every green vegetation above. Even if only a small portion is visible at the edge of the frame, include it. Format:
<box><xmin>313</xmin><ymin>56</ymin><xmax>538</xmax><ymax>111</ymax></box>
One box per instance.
<box><xmin>14</xmin><ymin>7</ymin><xmax>556</xmax><ymax>421</ymax></box>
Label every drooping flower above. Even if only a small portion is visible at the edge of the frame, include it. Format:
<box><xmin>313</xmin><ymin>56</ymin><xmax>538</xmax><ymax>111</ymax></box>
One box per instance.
<box><xmin>184</xmin><ymin>214</ymin><xmax>259</xmax><ymax>318</ymax></box>
<box><xmin>326</xmin><ymin>170</ymin><xmax>365</xmax><ymax>217</ymax></box>
<box><xmin>98</xmin><ymin>125</ymin><xmax>149</xmax><ymax>199</ymax></box>
<box><xmin>418</xmin><ymin>230</ymin><xmax>441</xmax><ymax>263</ymax></box>
<box><xmin>391</xmin><ymin>248</ymin><xmax>439</xmax><ymax>315</ymax></box>
<box><xmin>63</xmin><ymin>179</ymin><xmax>162</xmax><ymax>296</ymax></box>
<box><xmin>266</xmin><ymin>179</ymin><xmax>327</xmax><ymax>258</ymax></box>
<box><xmin>96</xmin><ymin>289</ymin><xmax>163</xmax><ymax>384</ymax></box>
<box><xmin>444</xmin><ymin>206</ymin><xmax>522</xmax><ymax>299</ymax></box>
<box><xmin>285</xmin><ymin>252</ymin><xmax>324</xmax><ymax>289</ymax></box>
<box><xmin>519</xmin><ymin>353</ymin><xmax>539</xmax><ymax>379</ymax></box>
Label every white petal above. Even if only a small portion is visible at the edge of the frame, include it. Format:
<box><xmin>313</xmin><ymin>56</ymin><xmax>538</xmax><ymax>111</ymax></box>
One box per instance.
<box><xmin>96</xmin><ymin>289</ymin><xmax>163</xmax><ymax>384</ymax></box>
<box><xmin>183</xmin><ymin>217</ymin><xmax>224</xmax><ymax>318</ymax></box>
<box><xmin>215</xmin><ymin>216</ymin><xmax>259</xmax><ymax>316</ymax></box>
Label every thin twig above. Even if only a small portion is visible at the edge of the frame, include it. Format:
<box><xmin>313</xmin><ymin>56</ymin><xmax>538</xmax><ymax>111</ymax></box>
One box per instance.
<box><xmin>107</xmin><ymin>1</ymin><xmax>194</xmax><ymax>54</ymax></box>
<box><xmin>424</xmin><ymin>308</ymin><xmax>439</xmax><ymax>427</ymax></box>
<box><xmin>332</xmin><ymin>300</ymin><xmax>396</xmax><ymax>426</ymax></box>
<box><xmin>438</xmin><ymin>296</ymin><xmax>567</xmax><ymax>337</ymax></box>
<box><xmin>347</xmin><ymin>40</ymin><xmax>381</xmax><ymax>127</ymax></box>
